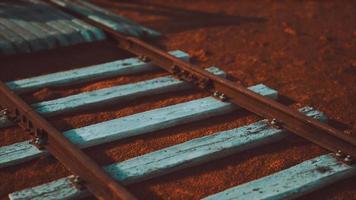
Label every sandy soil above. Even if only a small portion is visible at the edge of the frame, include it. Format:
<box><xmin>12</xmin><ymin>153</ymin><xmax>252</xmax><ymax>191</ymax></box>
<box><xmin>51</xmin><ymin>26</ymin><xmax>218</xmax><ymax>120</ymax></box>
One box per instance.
<box><xmin>0</xmin><ymin>0</ymin><xmax>355</xmax><ymax>199</ymax></box>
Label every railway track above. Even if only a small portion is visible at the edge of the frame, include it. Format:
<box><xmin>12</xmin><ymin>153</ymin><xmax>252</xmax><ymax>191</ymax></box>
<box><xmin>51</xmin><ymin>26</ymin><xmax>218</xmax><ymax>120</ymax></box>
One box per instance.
<box><xmin>0</xmin><ymin>1</ymin><xmax>355</xmax><ymax>200</ymax></box>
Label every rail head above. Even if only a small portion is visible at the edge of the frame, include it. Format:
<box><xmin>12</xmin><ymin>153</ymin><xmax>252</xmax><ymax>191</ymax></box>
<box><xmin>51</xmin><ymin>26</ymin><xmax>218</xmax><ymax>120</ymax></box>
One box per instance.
<box><xmin>0</xmin><ymin>81</ymin><xmax>136</xmax><ymax>200</ymax></box>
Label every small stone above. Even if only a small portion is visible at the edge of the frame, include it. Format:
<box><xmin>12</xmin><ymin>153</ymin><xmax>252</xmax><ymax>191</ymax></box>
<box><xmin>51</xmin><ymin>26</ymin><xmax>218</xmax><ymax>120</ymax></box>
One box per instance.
<box><xmin>284</xmin><ymin>27</ymin><xmax>297</xmax><ymax>35</ymax></box>
<box><xmin>351</xmin><ymin>61</ymin><xmax>356</xmax><ymax>68</ymax></box>
<box><xmin>191</xmin><ymin>49</ymin><xmax>209</xmax><ymax>62</ymax></box>
<box><xmin>319</xmin><ymin>35</ymin><xmax>331</xmax><ymax>42</ymax></box>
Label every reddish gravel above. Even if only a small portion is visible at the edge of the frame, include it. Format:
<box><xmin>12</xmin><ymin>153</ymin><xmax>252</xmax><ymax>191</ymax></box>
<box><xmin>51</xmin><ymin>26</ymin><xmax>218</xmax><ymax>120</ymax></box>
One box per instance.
<box><xmin>0</xmin><ymin>0</ymin><xmax>355</xmax><ymax>200</ymax></box>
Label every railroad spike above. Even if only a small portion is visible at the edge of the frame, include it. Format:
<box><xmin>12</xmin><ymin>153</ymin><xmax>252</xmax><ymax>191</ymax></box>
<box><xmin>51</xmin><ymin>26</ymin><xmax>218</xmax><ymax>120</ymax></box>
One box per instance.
<box><xmin>0</xmin><ymin>108</ymin><xmax>8</xmax><ymax>117</ymax></box>
<box><xmin>344</xmin><ymin>155</ymin><xmax>353</xmax><ymax>164</ymax></box>
<box><xmin>30</xmin><ymin>136</ymin><xmax>47</xmax><ymax>150</ymax></box>
<box><xmin>219</xmin><ymin>93</ymin><xmax>227</xmax><ymax>101</ymax></box>
<box><xmin>270</xmin><ymin>118</ymin><xmax>277</xmax><ymax>125</ymax></box>
<box><xmin>212</xmin><ymin>91</ymin><xmax>228</xmax><ymax>101</ymax></box>
<box><xmin>334</xmin><ymin>151</ymin><xmax>354</xmax><ymax>165</ymax></box>
<box><xmin>138</xmin><ymin>55</ymin><xmax>150</xmax><ymax>62</ymax></box>
<box><xmin>69</xmin><ymin>175</ymin><xmax>86</xmax><ymax>190</ymax></box>
<box><xmin>213</xmin><ymin>91</ymin><xmax>220</xmax><ymax>97</ymax></box>
<box><xmin>335</xmin><ymin>150</ymin><xmax>343</xmax><ymax>157</ymax></box>
<box><xmin>269</xmin><ymin>118</ymin><xmax>282</xmax><ymax>129</ymax></box>
<box><xmin>0</xmin><ymin>108</ymin><xmax>10</xmax><ymax>122</ymax></box>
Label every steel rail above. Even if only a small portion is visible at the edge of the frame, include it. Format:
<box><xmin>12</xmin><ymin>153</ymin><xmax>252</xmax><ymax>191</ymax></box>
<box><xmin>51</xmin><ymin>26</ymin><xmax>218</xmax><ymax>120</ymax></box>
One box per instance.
<box><xmin>0</xmin><ymin>81</ymin><xmax>136</xmax><ymax>200</ymax></box>
<box><xmin>48</xmin><ymin>0</ymin><xmax>356</xmax><ymax>160</ymax></box>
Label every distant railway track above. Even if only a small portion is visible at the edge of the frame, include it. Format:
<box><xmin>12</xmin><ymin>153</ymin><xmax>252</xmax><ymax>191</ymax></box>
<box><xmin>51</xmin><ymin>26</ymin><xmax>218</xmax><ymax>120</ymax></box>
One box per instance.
<box><xmin>0</xmin><ymin>0</ymin><xmax>355</xmax><ymax>200</ymax></box>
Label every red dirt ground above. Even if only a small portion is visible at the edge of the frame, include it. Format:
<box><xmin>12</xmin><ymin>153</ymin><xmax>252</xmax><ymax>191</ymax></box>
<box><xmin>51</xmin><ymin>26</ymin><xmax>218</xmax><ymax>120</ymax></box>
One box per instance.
<box><xmin>0</xmin><ymin>0</ymin><xmax>355</xmax><ymax>199</ymax></box>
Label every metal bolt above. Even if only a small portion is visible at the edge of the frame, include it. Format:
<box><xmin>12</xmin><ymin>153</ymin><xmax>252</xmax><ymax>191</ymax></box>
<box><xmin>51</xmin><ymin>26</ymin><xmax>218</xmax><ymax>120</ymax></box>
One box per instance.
<box><xmin>344</xmin><ymin>155</ymin><xmax>352</xmax><ymax>163</ymax></box>
<box><xmin>31</xmin><ymin>136</ymin><xmax>46</xmax><ymax>149</ymax></box>
<box><xmin>69</xmin><ymin>175</ymin><xmax>85</xmax><ymax>190</ymax></box>
<box><xmin>0</xmin><ymin>108</ymin><xmax>8</xmax><ymax>117</ymax></box>
<box><xmin>335</xmin><ymin>150</ymin><xmax>343</xmax><ymax>157</ymax></box>
<box><xmin>73</xmin><ymin>176</ymin><xmax>81</xmax><ymax>183</ymax></box>
<box><xmin>138</xmin><ymin>55</ymin><xmax>150</xmax><ymax>62</ymax></box>
<box><xmin>219</xmin><ymin>93</ymin><xmax>227</xmax><ymax>101</ymax></box>
<box><xmin>269</xmin><ymin>118</ymin><xmax>282</xmax><ymax>128</ymax></box>
<box><xmin>34</xmin><ymin>137</ymin><xmax>41</xmax><ymax>145</ymax></box>
<box><xmin>213</xmin><ymin>91</ymin><xmax>220</xmax><ymax>97</ymax></box>
<box><xmin>270</xmin><ymin>118</ymin><xmax>277</xmax><ymax>125</ymax></box>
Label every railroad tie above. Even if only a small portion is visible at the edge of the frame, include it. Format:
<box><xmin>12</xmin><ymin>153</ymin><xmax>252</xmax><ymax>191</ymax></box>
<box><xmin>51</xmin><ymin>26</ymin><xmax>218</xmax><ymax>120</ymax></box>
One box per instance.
<box><xmin>5</xmin><ymin>50</ymin><xmax>188</xmax><ymax>94</ymax></box>
<box><xmin>8</xmin><ymin>107</ymin><xmax>338</xmax><ymax>200</ymax></box>
<box><xmin>204</xmin><ymin>154</ymin><xmax>356</xmax><ymax>200</ymax></box>
<box><xmin>0</xmin><ymin>0</ymin><xmax>159</xmax><ymax>55</ymax></box>
<box><xmin>49</xmin><ymin>0</ymin><xmax>161</xmax><ymax>38</ymax></box>
<box><xmin>0</xmin><ymin>84</ymin><xmax>275</xmax><ymax>168</ymax></box>
<box><xmin>0</xmin><ymin>50</ymin><xmax>189</xmax><ymax>129</ymax></box>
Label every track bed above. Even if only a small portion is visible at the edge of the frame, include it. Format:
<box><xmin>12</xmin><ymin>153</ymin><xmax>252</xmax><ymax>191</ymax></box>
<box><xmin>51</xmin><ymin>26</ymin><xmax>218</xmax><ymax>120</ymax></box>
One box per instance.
<box><xmin>0</xmin><ymin>1</ymin><xmax>355</xmax><ymax>200</ymax></box>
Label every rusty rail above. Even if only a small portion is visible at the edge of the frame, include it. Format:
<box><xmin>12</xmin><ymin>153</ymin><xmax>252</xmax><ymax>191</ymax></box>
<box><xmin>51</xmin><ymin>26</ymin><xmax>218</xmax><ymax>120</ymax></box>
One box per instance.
<box><xmin>48</xmin><ymin>0</ymin><xmax>356</xmax><ymax>161</ymax></box>
<box><xmin>0</xmin><ymin>81</ymin><xmax>136</xmax><ymax>200</ymax></box>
